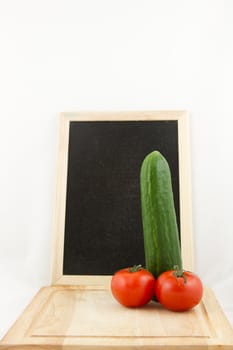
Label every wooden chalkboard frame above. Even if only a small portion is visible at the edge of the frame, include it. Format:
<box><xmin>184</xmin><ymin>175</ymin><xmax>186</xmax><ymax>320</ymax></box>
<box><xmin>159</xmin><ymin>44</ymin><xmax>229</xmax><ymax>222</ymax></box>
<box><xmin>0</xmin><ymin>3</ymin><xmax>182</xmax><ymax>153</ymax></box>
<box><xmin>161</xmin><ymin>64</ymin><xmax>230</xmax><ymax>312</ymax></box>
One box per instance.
<box><xmin>51</xmin><ymin>111</ymin><xmax>193</xmax><ymax>285</ymax></box>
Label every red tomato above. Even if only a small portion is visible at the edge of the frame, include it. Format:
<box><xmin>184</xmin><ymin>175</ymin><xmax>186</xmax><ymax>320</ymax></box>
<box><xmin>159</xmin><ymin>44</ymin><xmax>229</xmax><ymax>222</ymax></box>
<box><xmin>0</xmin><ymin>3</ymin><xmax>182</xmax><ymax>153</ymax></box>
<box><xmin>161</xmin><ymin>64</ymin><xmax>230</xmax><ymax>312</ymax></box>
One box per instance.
<box><xmin>111</xmin><ymin>265</ymin><xmax>155</xmax><ymax>307</ymax></box>
<box><xmin>154</xmin><ymin>267</ymin><xmax>203</xmax><ymax>311</ymax></box>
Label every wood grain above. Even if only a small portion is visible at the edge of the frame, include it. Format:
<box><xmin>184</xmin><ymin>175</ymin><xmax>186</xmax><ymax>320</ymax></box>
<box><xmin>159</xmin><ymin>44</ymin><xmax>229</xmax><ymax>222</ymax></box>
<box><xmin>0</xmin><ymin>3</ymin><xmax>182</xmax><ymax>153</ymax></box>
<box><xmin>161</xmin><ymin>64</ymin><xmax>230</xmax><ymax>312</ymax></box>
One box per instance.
<box><xmin>1</xmin><ymin>285</ymin><xmax>232</xmax><ymax>349</ymax></box>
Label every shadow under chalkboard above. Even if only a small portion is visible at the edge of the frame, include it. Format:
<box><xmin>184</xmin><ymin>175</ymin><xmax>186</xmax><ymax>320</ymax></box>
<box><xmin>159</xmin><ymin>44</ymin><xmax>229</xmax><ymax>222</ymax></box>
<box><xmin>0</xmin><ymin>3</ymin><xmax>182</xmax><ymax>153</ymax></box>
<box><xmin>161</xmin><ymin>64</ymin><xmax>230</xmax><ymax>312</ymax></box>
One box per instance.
<box><xmin>63</xmin><ymin>120</ymin><xmax>180</xmax><ymax>275</ymax></box>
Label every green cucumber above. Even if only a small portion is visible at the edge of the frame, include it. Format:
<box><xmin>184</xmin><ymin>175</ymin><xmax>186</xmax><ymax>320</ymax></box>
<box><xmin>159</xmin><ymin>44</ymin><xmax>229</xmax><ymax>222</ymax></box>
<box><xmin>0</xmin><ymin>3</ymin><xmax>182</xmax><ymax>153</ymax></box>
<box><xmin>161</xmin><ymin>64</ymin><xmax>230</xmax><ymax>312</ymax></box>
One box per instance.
<box><xmin>140</xmin><ymin>150</ymin><xmax>182</xmax><ymax>278</ymax></box>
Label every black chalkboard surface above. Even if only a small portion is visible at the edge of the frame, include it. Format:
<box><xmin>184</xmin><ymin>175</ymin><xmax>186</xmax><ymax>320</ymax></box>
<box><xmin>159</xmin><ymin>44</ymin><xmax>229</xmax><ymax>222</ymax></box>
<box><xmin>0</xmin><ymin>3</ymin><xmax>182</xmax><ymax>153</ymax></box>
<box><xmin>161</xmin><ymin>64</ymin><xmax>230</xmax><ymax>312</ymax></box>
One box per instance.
<box><xmin>63</xmin><ymin>120</ymin><xmax>180</xmax><ymax>275</ymax></box>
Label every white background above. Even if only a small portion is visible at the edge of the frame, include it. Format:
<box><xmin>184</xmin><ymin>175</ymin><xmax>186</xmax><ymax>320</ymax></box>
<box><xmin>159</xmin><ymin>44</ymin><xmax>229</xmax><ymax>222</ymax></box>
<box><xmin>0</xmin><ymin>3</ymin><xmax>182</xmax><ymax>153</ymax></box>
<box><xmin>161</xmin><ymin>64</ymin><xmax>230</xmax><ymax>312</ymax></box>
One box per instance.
<box><xmin>0</xmin><ymin>0</ymin><xmax>232</xmax><ymax>339</ymax></box>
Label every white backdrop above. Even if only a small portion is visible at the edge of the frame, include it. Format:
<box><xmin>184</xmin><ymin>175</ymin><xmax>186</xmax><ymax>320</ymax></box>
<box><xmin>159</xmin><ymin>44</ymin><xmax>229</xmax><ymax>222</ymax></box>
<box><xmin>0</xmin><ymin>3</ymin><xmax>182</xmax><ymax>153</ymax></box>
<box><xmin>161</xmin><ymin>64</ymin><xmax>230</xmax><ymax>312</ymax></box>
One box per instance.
<box><xmin>0</xmin><ymin>0</ymin><xmax>232</xmax><ymax>338</ymax></box>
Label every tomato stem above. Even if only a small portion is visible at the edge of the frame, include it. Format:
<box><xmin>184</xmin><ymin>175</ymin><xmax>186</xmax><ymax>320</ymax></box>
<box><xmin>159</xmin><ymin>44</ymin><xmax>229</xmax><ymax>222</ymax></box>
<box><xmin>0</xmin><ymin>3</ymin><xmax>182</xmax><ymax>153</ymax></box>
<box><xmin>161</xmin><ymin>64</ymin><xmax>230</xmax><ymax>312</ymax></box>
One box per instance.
<box><xmin>129</xmin><ymin>264</ymin><xmax>143</xmax><ymax>272</ymax></box>
<box><xmin>173</xmin><ymin>265</ymin><xmax>187</xmax><ymax>283</ymax></box>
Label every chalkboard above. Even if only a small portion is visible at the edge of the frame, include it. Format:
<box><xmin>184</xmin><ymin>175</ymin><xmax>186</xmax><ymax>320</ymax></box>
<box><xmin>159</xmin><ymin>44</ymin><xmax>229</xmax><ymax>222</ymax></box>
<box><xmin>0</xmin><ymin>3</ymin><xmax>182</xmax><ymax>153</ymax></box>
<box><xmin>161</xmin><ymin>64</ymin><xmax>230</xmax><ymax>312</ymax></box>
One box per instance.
<box><xmin>52</xmin><ymin>112</ymin><xmax>193</xmax><ymax>283</ymax></box>
<box><xmin>63</xmin><ymin>120</ymin><xmax>179</xmax><ymax>275</ymax></box>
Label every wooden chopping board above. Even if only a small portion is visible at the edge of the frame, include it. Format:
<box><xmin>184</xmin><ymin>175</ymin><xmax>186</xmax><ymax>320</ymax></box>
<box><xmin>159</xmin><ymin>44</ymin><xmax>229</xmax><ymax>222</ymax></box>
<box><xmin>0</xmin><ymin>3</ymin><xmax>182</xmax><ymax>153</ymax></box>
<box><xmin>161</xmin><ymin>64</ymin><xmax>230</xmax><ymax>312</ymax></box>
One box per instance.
<box><xmin>1</xmin><ymin>285</ymin><xmax>232</xmax><ymax>349</ymax></box>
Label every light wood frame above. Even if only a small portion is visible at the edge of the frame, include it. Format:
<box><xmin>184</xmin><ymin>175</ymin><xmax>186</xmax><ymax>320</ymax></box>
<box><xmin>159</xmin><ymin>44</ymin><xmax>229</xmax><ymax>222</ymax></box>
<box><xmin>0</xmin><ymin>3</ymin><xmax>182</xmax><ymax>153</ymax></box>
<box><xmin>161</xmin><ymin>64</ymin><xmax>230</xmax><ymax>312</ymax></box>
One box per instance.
<box><xmin>51</xmin><ymin>111</ymin><xmax>194</xmax><ymax>285</ymax></box>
